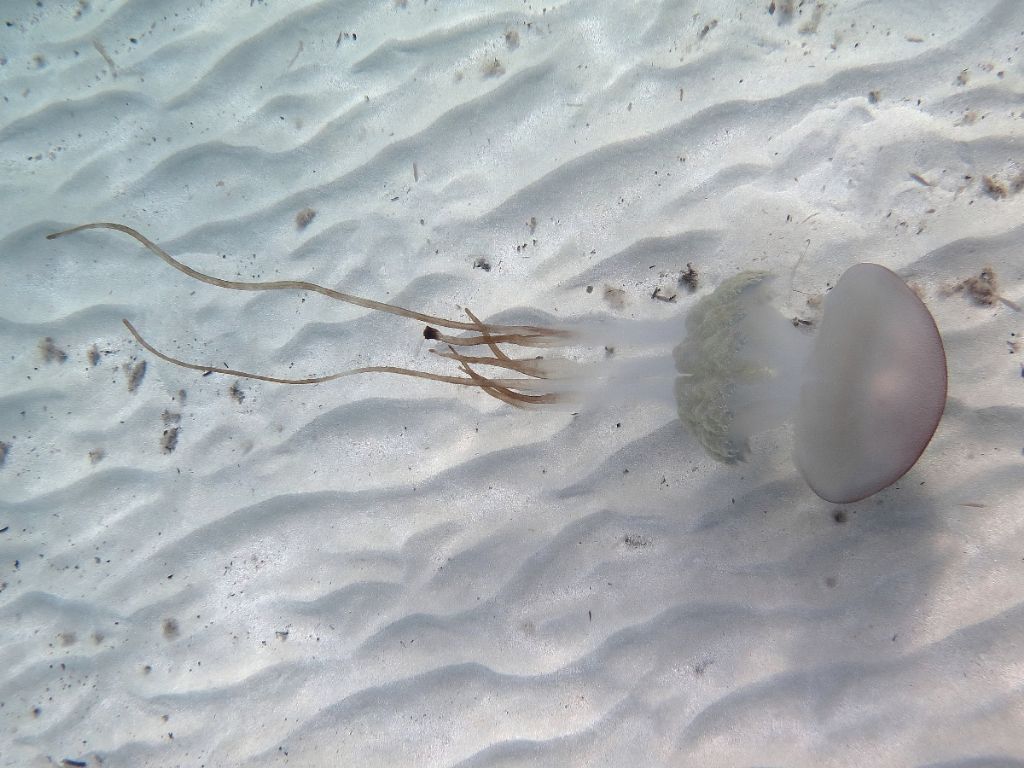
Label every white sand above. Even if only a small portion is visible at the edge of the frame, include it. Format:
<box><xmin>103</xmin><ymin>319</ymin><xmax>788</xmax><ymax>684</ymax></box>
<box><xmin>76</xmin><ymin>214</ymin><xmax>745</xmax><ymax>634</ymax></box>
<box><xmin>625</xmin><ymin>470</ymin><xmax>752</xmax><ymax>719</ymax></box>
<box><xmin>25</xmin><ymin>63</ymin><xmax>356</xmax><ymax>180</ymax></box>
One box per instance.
<box><xmin>2</xmin><ymin>0</ymin><xmax>1023</xmax><ymax>765</ymax></box>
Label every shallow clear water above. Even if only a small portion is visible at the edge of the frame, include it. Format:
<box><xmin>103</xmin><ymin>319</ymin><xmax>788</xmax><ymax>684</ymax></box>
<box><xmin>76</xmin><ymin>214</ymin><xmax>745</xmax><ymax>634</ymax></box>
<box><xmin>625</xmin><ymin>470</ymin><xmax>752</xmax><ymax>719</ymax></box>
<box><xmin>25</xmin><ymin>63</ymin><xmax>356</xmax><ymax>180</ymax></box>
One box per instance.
<box><xmin>1</xmin><ymin>1</ymin><xmax>1023</xmax><ymax>765</ymax></box>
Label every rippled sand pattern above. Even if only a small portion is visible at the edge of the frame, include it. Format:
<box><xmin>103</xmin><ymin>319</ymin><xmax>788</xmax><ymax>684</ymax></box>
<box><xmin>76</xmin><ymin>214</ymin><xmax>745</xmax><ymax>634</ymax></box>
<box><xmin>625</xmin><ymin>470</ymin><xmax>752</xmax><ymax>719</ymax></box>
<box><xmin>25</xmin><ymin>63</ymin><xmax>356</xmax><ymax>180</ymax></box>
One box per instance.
<box><xmin>2</xmin><ymin>1</ymin><xmax>1023</xmax><ymax>766</ymax></box>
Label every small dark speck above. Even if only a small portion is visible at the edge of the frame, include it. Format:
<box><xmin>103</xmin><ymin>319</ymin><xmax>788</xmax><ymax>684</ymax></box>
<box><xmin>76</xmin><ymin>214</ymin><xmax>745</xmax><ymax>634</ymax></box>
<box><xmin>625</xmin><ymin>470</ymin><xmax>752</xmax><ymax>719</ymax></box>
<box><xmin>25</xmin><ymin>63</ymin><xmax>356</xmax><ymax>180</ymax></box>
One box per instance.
<box><xmin>698</xmin><ymin>19</ymin><xmax>718</xmax><ymax>39</ymax></box>
<box><xmin>61</xmin><ymin>759</ymin><xmax>87</xmax><ymax>767</ymax></box>
<box><xmin>482</xmin><ymin>58</ymin><xmax>505</xmax><ymax>77</ymax></box>
<box><xmin>472</xmin><ymin>257</ymin><xmax>491</xmax><ymax>271</ymax></box>
<box><xmin>127</xmin><ymin>360</ymin><xmax>147</xmax><ymax>392</ymax></box>
<box><xmin>161</xmin><ymin>427</ymin><xmax>179</xmax><ymax>454</ymax></box>
<box><xmin>679</xmin><ymin>263</ymin><xmax>699</xmax><ymax>291</ymax></box>
<box><xmin>39</xmin><ymin>336</ymin><xmax>68</xmax><ymax>363</ymax></box>
<box><xmin>623</xmin><ymin>533</ymin><xmax>651</xmax><ymax>548</ymax></box>
<box><xmin>162</xmin><ymin>618</ymin><xmax>180</xmax><ymax>639</ymax></box>
<box><xmin>295</xmin><ymin>207</ymin><xmax>316</xmax><ymax>230</ymax></box>
<box><xmin>832</xmin><ymin>509</ymin><xmax>848</xmax><ymax>524</ymax></box>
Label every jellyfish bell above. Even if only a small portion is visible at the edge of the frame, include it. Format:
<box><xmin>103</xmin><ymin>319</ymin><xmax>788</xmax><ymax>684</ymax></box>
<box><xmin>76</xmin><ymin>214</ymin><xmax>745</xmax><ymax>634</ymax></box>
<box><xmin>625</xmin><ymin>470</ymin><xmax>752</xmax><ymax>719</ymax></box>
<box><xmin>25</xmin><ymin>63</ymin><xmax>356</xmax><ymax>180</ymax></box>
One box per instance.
<box><xmin>46</xmin><ymin>223</ymin><xmax>947</xmax><ymax>503</ymax></box>
<box><xmin>792</xmin><ymin>263</ymin><xmax>947</xmax><ymax>503</ymax></box>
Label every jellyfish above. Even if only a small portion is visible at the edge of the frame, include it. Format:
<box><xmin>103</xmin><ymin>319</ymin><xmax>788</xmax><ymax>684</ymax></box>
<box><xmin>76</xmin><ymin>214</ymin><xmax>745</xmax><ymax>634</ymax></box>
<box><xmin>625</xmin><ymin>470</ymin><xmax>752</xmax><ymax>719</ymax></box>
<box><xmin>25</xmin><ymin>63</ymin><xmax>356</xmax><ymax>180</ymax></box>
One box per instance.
<box><xmin>46</xmin><ymin>223</ymin><xmax>947</xmax><ymax>503</ymax></box>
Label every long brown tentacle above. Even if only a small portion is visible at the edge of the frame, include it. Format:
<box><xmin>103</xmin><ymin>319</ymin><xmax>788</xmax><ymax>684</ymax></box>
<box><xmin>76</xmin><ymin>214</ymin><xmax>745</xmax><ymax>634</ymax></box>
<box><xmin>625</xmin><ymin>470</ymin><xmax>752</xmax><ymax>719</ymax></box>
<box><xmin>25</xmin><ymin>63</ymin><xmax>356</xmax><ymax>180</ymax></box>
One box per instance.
<box><xmin>50</xmin><ymin>222</ymin><xmax>575</xmax><ymax>404</ymax></box>
<box><xmin>423</xmin><ymin>328</ymin><xmax>568</xmax><ymax>348</ymax></box>
<box><xmin>458</xmin><ymin>360</ymin><xmax>562</xmax><ymax>406</ymax></box>
<box><xmin>430</xmin><ymin>348</ymin><xmax>549</xmax><ymax>377</ymax></box>
<box><xmin>453</xmin><ymin>313</ymin><xmax>564</xmax><ymax>406</ymax></box>
<box><xmin>452</xmin><ymin>353</ymin><xmax>561</xmax><ymax>407</ymax></box>
<box><xmin>465</xmin><ymin>308</ymin><xmax>514</xmax><ymax>362</ymax></box>
<box><xmin>122</xmin><ymin>319</ymin><xmax>553</xmax><ymax>392</ymax></box>
<box><xmin>453</xmin><ymin>358</ymin><xmax>526</xmax><ymax>409</ymax></box>
<box><xmin>48</xmin><ymin>222</ymin><xmax>570</xmax><ymax>344</ymax></box>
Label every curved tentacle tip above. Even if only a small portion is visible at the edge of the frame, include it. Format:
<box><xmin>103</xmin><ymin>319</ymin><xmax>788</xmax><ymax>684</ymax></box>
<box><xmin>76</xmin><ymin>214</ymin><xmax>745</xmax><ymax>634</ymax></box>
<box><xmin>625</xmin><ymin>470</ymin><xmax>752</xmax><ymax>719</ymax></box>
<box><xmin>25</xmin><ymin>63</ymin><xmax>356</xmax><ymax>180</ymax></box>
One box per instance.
<box><xmin>47</xmin><ymin>223</ymin><xmax>95</xmax><ymax>240</ymax></box>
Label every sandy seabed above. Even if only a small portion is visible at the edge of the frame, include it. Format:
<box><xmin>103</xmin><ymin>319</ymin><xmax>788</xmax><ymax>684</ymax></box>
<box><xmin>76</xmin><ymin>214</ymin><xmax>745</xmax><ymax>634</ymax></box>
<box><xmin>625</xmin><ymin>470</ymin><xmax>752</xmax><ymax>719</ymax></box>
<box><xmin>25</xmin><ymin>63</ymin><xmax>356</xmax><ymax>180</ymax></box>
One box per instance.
<box><xmin>2</xmin><ymin>1</ymin><xmax>1023</xmax><ymax>766</ymax></box>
